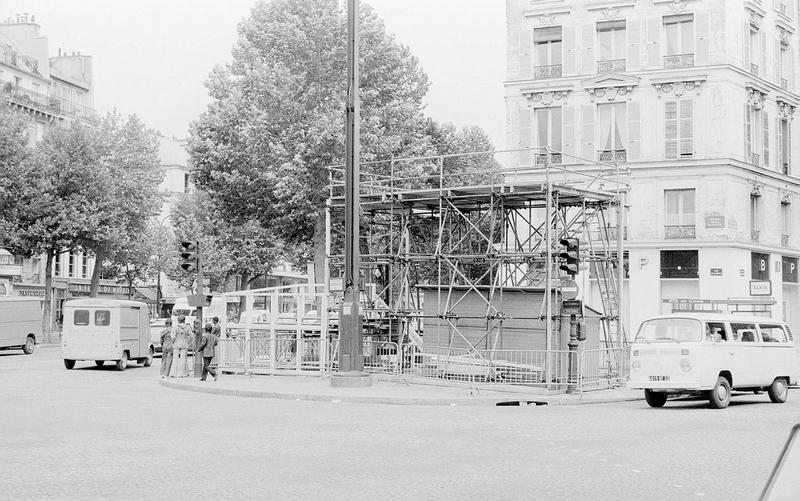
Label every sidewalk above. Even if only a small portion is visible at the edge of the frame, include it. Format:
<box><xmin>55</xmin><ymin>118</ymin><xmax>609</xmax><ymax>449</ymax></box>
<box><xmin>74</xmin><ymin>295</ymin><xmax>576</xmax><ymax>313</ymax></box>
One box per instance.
<box><xmin>160</xmin><ymin>373</ymin><xmax>644</xmax><ymax>406</ymax></box>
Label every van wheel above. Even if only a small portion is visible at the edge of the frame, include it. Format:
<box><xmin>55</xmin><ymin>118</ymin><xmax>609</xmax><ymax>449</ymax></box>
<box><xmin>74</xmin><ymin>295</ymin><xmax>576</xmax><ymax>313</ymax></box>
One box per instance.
<box><xmin>95</xmin><ymin>360</ymin><xmax>104</xmax><ymax>367</ymax></box>
<box><xmin>708</xmin><ymin>377</ymin><xmax>731</xmax><ymax>409</ymax></box>
<box><xmin>115</xmin><ymin>352</ymin><xmax>128</xmax><ymax>371</ymax></box>
<box><xmin>22</xmin><ymin>335</ymin><xmax>35</xmax><ymax>354</ymax></box>
<box><xmin>143</xmin><ymin>347</ymin><xmax>154</xmax><ymax>367</ymax></box>
<box><xmin>768</xmin><ymin>378</ymin><xmax>789</xmax><ymax>404</ymax></box>
<box><xmin>644</xmin><ymin>390</ymin><xmax>668</xmax><ymax>408</ymax></box>
<box><xmin>64</xmin><ymin>359</ymin><xmax>75</xmax><ymax>370</ymax></box>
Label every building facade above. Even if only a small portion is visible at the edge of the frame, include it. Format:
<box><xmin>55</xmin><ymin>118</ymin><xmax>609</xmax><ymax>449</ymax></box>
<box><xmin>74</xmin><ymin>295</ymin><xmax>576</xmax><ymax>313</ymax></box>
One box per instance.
<box><xmin>505</xmin><ymin>0</ymin><xmax>800</xmax><ymax>337</ymax></box>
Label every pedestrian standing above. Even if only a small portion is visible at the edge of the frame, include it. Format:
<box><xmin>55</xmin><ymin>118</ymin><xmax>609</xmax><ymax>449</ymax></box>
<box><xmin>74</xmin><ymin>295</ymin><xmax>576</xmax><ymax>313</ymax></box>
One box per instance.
<box><xmin>211</xmin><ymin>316</ymin><xmax>222</xmax><ymax>338</ymax></box>
<box><xmin>159</xmin><ymin>319</ymin><xmax>174</xmax><ymax>378</ymax></box>
<box><xmin>197</xmin><ymin>323</ymin><xmax>218</xmax><ymax>382</ymax></box>
<box><xmin>170</xmin><ymin>315</ymin><xmax>191</xmax><ymax>378</ymax></box>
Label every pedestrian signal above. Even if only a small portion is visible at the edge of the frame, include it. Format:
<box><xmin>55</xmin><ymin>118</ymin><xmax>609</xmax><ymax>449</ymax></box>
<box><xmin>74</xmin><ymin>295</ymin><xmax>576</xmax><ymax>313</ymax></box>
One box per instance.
<box><xmin>558</xmin><ymin>238</ymin><xmax>580</xmax><ymax>277</ymax></box>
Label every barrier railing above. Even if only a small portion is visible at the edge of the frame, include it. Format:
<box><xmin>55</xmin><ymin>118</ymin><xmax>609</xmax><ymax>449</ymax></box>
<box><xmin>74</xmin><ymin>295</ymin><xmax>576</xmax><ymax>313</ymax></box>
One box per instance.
<box><xmin>578</xmin><ymin>347</ymin><xmax>630</xmax><ymax>392</ymax></box>
<box><xmin>214</xmin><ymin>337</ymin><xmax>246</xmax><ymax>374</ymax></box>
<box><xmin>327</xmin><ymin>339</ymin><xmax>400</xmax><ymax>374</ymax></box>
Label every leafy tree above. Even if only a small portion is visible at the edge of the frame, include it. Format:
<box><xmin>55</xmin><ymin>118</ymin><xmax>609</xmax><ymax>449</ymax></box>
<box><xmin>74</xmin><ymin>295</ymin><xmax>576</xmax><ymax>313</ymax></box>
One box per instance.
<box><xmin>84</xmin><ymin>112</ymin><xmax>163</xmax><ymax>296</ymax></box>
<box><xmin>0</xmin><ymin>102</ymin><xmax>32</xmax><ymax>246</ymax></box>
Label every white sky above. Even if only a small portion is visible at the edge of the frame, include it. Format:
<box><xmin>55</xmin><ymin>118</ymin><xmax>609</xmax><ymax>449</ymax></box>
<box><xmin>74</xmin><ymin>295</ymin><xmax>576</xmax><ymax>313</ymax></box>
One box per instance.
<box><xmin>0</xmin><ymin>0</ymin><xmax>507</xmax><ymax>148</ymax></box>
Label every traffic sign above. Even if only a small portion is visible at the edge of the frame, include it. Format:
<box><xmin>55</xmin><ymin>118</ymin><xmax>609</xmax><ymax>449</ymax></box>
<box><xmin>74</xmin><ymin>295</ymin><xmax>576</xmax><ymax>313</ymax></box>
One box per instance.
<box><xmin>560</xmin><ymin>278</ymin><xmax>579</xmax><ymax>300</ymax></box>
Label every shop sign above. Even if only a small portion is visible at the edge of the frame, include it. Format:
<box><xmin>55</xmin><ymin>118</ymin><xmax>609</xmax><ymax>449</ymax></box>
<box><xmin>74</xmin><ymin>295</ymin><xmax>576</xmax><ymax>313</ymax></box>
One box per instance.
<box><xmin>783</xmin><ymin>256</ymin><xmax>798</xmax><ymax>283</ymax></box>
<box><xmin>752</xmin><ymin>252</ymin><xmax>770</xmax><ymax>280</ymax></box>
<box><xmin>705</xmin><ymin>212</ymin><xmax>725</xmax><ymax>229</ymax></box>
<box><xmin>18</xmin><ymin>289</ymin><xmax>45</xmax><ymax>297</ymax></box>
<box><xmin>710</xmin><ymin>268</ymin><xmax>723</xmax><ymax>276</ymax></box>
<box><xmin>750</xmin><ymin>280</ymin><xmax>772</xmax><ymax>296</ymax></box>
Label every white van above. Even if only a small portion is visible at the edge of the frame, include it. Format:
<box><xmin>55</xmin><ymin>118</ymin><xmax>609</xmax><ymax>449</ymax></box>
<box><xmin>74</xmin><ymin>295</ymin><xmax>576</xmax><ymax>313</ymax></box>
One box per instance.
<box><xmin>62</xmin><ymin>298</ymin><xmax>154</xmax><ymax>371</ymax></box>
<box><xmin>0</xmin><ymin>298</ymin><xmax>42</xmax><ymax>354</ymax></box>
<box><xmin>629</xmin><ymin>314</ymin><xmax>798</xmax><ymax>409</ymax></box>
<box><xmin>171</xmin><ymin>296</ymin><xmax>231</xmax><ymax>326</ymax></box>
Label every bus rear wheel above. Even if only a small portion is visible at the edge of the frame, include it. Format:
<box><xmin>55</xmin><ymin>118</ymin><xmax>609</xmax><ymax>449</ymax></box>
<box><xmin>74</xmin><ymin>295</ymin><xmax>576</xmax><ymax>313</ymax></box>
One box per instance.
<box><xmin>115</xmin><ymin>352</ymin><xmax>128</xmax><ymax>372</ymax></box>
<box><xmin>708</xmin><ymin>377</ymin><xmax>731</xmax><ymax>409</ymax></box>
<box><xmin>768</xmin><ymin>378</ymin><xmax>788</xmax><ymax>403</ymax></box>
<box><xmin>644</xmin><ymin>390</ymin><xmax>667</xmax><ymax>408</ymax></box>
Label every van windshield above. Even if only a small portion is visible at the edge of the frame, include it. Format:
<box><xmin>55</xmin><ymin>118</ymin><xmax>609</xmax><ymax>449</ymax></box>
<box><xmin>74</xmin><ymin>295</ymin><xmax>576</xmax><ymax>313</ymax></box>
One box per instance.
<box><xmin>635</xmin><ymin>318</ymin><xmax>702</xmax><ymax>343</ymax></box>
<box><xmin>173</xmin><ymin>308</ymin><xmax>195</xmax><ymax>318</ymax></box>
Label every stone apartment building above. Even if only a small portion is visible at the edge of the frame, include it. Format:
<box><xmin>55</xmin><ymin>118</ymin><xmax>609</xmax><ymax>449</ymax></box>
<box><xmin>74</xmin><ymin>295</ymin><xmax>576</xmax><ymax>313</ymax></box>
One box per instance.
<box><xmin>505</xmin><ymin>0</ymin><xmax>800</xmax><ymax>336</ymax></box>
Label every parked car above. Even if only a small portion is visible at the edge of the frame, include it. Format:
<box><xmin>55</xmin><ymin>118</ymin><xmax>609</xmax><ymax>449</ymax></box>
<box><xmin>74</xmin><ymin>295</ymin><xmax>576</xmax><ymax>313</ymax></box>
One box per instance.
<box><xmin>150</xmin><ymin>318</ymin><xmax>169</xmax><ymax>353</ymax></box>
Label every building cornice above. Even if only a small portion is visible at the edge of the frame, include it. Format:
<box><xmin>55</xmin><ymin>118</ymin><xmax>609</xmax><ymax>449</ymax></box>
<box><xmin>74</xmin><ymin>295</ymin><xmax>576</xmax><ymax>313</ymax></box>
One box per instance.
<box><xmin>651</xmin><ymin>74</ymin><xmax>707</xmax><ymax>97</ymax></box>
<box><xmin>521</xmin><ymin>85</ymin><xmax>574</xmax><ymax>107</ymax></box>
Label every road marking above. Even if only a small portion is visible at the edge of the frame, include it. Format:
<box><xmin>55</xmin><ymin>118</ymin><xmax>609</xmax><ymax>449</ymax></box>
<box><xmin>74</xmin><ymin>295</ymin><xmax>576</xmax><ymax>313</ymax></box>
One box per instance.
<box><xmin>695</xmin><ymin>493</ymin><xmax>705</xmax><ymax>497</ymax></box>
<box><xmin>630</xmin><ymin>469</ymin><xmax>641</xmax><ymax>473</ymax></box>
<box><xmin>673</xmin><ymin>485</ymin><xmax>682</xmax><ymax>488</ymax></box>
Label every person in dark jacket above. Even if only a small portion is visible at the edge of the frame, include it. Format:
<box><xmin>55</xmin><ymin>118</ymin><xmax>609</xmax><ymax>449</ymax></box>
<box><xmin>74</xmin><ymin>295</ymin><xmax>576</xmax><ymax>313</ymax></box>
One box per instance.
<box><xmin>197</xmin><ymin>323</ymin><xmax>218</xmax><ymax>382</ymax></box>
<box><xmin>159</xmin><ymin>319</ymin><xmax>174</xmax><ymax>379</ymax></box>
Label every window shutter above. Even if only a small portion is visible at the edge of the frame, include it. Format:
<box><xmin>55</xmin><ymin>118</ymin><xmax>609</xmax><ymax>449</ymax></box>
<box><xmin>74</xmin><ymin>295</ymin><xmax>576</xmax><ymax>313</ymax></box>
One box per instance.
<box><xmin>680</xmin><ymin>99</ymin><xmax>693</xmax><ymax>157</ymax></box>
<box><xmin>777</xmin><ymin>116</ymin><xmax>783</xmax><ymax>171</ymax></box>
<box><xmin>646</xmin><ymin>17</ymin><xmax>661</xmax><ymax>69</ymax></box>
<box><xmin>519</xmin><ymin>103</ymin><xmax>532</xmax><ymax>166</ymax></box>
<box><xmin>627</xmin><ymin>19</ymin><xmax>642</xmax><ymax>71</ymax></box>
<box><xmin>665</xmin><ymin>100</ymin><xmax>678</xmax><ymax>159</ymax></box>
<box><xmin>564</xmin><ymin>25</ymin><xmax>578</xmax><ymax>76</ymax></box>
<box><xmin>761</xmin><ymin>31</ymin><xmax>768</xmax><ymax>79</ymax></box>
<box><xmin>695</xmin><ymin>13</ymin><xmax>709</xmax><ymax>65</ymax></box>
<box><xmin>520</xmin><ymin>29</ymin><xmax>532</xmax><ymax>79</ymax></box>
<box><xmin>743</xmin><ymin>22</ymin><xmax>752</xmax><ymax>70</ymax></box>
<box><xmin>628</xmin><ymin>101</ymin><xmax>641</xmax><ymax>161</ymax></box>
<box><xmin>745</xmin><ymin>105</ymin><xmax>752</xmax><ymax>162</ymax></box>
<box><xmin>776</xmin><ymin>42</ymin><xmax>783</xmax><ymax>83</ymax></box>
<box><xmin>581</xmin><ymin>25</ymin><xmax>595</xmax><ymax>74</ymax></box>
<box><xmin>563</xmin><ymin>105</ymin><xmax>576</xmax><ymax>161</ymax></box>
<box><xmin>790</xmin><ymin>48</ymin><xmax>795</xmax><ymax>92</ymax></box>
<box><xmin>582</xmin><ymin>104</ymin><xmax>595</xmax><ymax>160</ymax></box>
<box><xmin>763</xmin><ymin>111</ymin><xmax>770</xmax><ymax>167</ymax></box>
<box><xmin>788</xmin><ymin>120</ymin><xmax>792</xmax><ymax>170</ymax></box>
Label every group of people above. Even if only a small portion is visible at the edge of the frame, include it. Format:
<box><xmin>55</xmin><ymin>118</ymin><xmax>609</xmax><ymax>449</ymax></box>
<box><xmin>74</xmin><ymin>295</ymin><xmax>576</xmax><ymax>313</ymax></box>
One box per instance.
<box><xmin>159</xmin><ymin>315</ymin><xmax>220</xmax><ymax>382</ymax></box>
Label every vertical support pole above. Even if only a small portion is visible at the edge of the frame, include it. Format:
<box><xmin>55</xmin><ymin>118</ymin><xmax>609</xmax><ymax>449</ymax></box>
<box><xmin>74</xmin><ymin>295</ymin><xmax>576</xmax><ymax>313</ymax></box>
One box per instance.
<box><xmin>270</xmin><ymin>293</ymin><xmax>277</xmax><ymax>372</ymax></box>
<box><xmin>334</xmin><ymin>0</ymin><xmax>370</xmax><ymax>387</ymax></box>
<box><xmin>193</xmin><ymin>241</ymin><xmax>204</xmax><ymax>378</ymax></box>
<box><xmin>244</xmin><ymin>292</ymin><xmax>253</xmax><ymax>374</ymax></box>
<box><xmin>616</xmin><ymin>192</ymin><xmax>625</xmax><ymax>349</ymax></box>
<box><xmin>545</xmin><ymin>177</ymin><xmax>553</xmax><ymax>388</ymax></box>
<box><xmin>322</xmin><ymin>198</ymin><xmax>331</xmax><ymax>372</ymax></box>
<box><xmin>567</xmin><ymin>313</ymin><xmax>578</xmax><ymax>393</ymax></box>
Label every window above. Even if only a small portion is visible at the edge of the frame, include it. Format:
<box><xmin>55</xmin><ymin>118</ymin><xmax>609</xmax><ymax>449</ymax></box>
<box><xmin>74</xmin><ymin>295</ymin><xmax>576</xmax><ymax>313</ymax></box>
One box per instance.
<box><xmin>665</xmin><ymin>99</ymin><xmax>693</xmax><ymax>159</ymax></box>
<box><xmin>54</xmin><ymin>253</ymin><xmax>61</xmax><ymax>276</ymax></box>
<box><xmin>597</xmin><ymin>102</ymin><xmax>627</xmax><ymax>160</ymax></box>
<box><xmin>745</xmin><ymin>104</ymin><xmax>766</xmax><ymax>166</ymax></box>
<box><xmin>705</xmin><ymin>322</ymin><xmax>728</xmax><ymax>342</ymax></box>
<box><xmin>780</xmin><ymin>47</ymin><xmax>790</xmax><ymax>89</ymax></box>
<box><xmin>749</xmin><ymin>28</ymin><xmax>761</xmax><ymax>76</ymax></box>
<box><xmin>751</xmin><ymin>196</ymin><xmax>760</xmax><ymax>240</ymax></box>
<box><xmin>94</xmin><ymin>310</ymin><xmax>111</xmax><ymax>326</ymax></box>
<box><xmin>81</xmin><ymin>254</ymin><xmax>88</xmax><ymax>278</ymax></box>
<box><xmin>660</xmin><ymin>250</ymin><xmax>699</xmax><ymax>278</ymax></box>
<box><xmin>663</xmin><ymin>14</ymin><xmax>694</xmax><ymax>68</ymax></box>
<box><xmin>597</xmin><ymin>20</ymin><xmax>626</xmax><ymax>72</ymax></box>
<box><xmin>759</xmin><ymin>324</ymin><xmax>788</xmax><ymax>343</ymax></box>
<box><xmin>779</xmin><ymin>117</ymin><xmax>791</xmax><ymax>174</ymax></box>
<box><xmin>533</xmin><ymin>107</ymin><xmax>562</xmax><ymax>163</ymax></box>
<box><xmin>184</xmin><ymin>173</ymin><xmax>190</xmax><ymax>193</ymax></box>
<box><xmin>533</xmin><ymin>26</ymin><xmax>562</xmax><ymax>79</ymax></box>
<box><xmin>731</xmin><ymin>323</ymin><xmax>758</xmax><ymax>342</ymax></box>
<box><xmin>665</xmin><ymin>189</ymin><xmax>696</xmax><ymax>238</ymax></box>
<box><xmin>752</xmin><ymin>252</ymin><xmax>770</xmax><ymax>280</ymax></box>
<box><xmin>782</xmin><ymin>202</ymin><xmax>791</xmax><ymax>245</ymax></box>
<box><xmin>68</xmin><ymin>251</ymin><xmax>75</xmax><ymax>278</ymax></box>
<box><xmin>74</xmin><ymin>310</ymin><xmax>90</xmax><ymax>326</ymax></box>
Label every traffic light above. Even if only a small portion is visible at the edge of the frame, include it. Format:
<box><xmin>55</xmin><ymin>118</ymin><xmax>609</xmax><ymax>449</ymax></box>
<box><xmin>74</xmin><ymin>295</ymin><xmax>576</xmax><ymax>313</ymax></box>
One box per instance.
<box><xmin>179</xmin><ymin>241</ymin><xmax>199</xmax><ymax>273</ymax></box>
<box><xmin>558</xmin><ymin>238</ymin><xmax>580</xmax><ymax>277</ymax></box>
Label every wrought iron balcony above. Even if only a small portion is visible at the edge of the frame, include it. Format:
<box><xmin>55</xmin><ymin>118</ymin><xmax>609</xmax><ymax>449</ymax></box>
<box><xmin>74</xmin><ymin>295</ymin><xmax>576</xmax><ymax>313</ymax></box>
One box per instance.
<box><xmin>665</xmin><ymin>225</ymin><xmax>696</xmax><ymax>239</ymax></box>
<box><xmin>534</xmin><ymin>153</ymin><xmax>563</xmax><ymax>165</ymax></box>
<box><xmin>781</xmin><ymin>234</ymin><xmax>790</xmax><ymax>247</ymax></box>
<box><xmin>533</xmin><ymin>64</ymin><xmax>562</xmax><ymax>80</ymax></box>
<box><xmin>750</xmin><ymin>153</ymin><xmax>760</xmax><ymax>165</ymax></box>
<box><xmin>751</xmin><ymin>229</ymin><xmax>760</xmax><ymax>242</ymax></box>
<box><xmin>750</xmin><ymin>63</ymin><xmax>759</xmax><ymax>76</ymax></box>
<box><xmin>664</xmin><ymin>53</ymin><xmax>694</xmax><ymax>69</ymax></box>
<box><xmin>598</xmin><ymin>149</ymin><xmax>627</xmax><ymax>162</ymax></box>
<box><xmin>1</xmin><ymin>79</ymin><xmax>95</xmax><ymax>121</ymax></box>
<box><xmin>782</xmin><ymin>162</ymin><xmax>790</xmax><ymax>175</ymax></box>
<box><xmin>597</xmin><ymin>59</ymin><xmax>626</xmax><ymax>73</ymax></box>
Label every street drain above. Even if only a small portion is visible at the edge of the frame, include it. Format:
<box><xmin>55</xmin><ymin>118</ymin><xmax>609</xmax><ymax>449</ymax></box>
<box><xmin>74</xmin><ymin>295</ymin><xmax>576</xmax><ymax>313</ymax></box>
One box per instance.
<box><xmin>495</xmin><ymin>400</ymin><xmax>547</xmax><ymax>406</ymax></box>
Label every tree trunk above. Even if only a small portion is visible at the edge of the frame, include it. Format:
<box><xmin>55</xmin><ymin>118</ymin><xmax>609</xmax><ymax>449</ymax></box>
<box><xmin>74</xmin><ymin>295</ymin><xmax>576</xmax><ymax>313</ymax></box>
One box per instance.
<box><xmin>312</xmin><ymin>210</ymin><xmax>326</xmax><ymax>285</ymax></box>
<box><xmin>89</xmin><ymin>246</ymin><xmax>105</xmax><ymax>297</ymax></box>
<box><xmin>238</xmin><ymin>271</ymin><xmax>250</xmax><ymax>313</ymax></box>
<box><xmin>42</xmin><ymin>249</ymin><xmax>54</xmax><ymax>343</ymax></box>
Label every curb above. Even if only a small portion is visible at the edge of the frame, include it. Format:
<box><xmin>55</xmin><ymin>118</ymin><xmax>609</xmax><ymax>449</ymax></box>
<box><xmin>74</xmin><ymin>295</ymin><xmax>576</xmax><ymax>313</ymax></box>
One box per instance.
<box><xmin>159</xmin><ymin>378</ymin><xmax>644</xmax><ymax>406</ymax></box>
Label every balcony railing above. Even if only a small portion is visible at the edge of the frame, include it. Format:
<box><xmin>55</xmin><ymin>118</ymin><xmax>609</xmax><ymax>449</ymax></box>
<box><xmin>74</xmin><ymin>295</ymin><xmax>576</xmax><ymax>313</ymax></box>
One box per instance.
<box><xmin>664</xmin><ymin>53</ymin><xmax>694</xmax><ymax>69</ymax></box>
<box><xmin>782</xmin><ymin>78</ymin><xmax>788</xmax><ymax>90</ymax></box>
<box><xmin>1</xmin><ymin>80</ymin><xmax>95</xmax><ymax>121</ymax></box>
<box><xmin>598</xmin><ymin>149</ymin><xmax>627</xmax><ymax>162</ymax></box>
<box><xmin>750</xmin><ymin>153</ymin><xmax>760</xmax><ymax>165</ymax></box>
<box><xmin>781</xmin><ymin>234</ymin><xmax>790</xmax><ymax>247</ymax></box>
<box><xmin>534</xmin><ymin>153</ymin><xmax>563</xmax><ymax>165</ymax></box>
<box><xmin>665</xmin><ymin>225</ymin><xmax>696</xmax><ymax>239</ymax></box>
<box><xmin>534</xmin><ymin>64</ymin><xmax>562</xmax><ymax>80</ymax></box>
<box><xmin>782</xmin><ymin>162</ymin><xmax>790</xmax><ymax>175</ymax></box>
<box><xmin>751</xmin><ymin>63</ymin><xmax>759</xmax><ymax>76</ymax></box>
<box><xmin>597</xmin><ymin>59</ymin><xmax>626</xmax><ymax>73</ymax></box>
<box><xmin>751</xmin><ymin>229</ymin><xmax>760</xmax><ymax>242</ymax></box>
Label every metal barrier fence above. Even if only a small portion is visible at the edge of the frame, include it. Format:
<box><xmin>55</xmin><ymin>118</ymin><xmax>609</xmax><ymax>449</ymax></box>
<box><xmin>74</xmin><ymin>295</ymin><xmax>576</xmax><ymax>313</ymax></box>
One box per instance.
<box><xmin>214</xmin><ymin>337</ymin><xmax>246</xmax><ymax>374</ymax></box>
<box><xmin>328</xmin><ymin>339</ymin><xmax>400</xmax><ymax>374</ymax></box>
<box><xmin>578</xmin><ymin>347</ymin><xmax>630</xmax><ymax>392</ymax></box>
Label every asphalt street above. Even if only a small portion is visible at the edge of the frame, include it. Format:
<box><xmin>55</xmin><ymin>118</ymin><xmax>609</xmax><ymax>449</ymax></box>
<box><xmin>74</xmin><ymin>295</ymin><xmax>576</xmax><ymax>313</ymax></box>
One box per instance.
<box><xmin>1</xmin><ymin>345</ymin><xmax>798</xmax><ymax>501</ymax></box>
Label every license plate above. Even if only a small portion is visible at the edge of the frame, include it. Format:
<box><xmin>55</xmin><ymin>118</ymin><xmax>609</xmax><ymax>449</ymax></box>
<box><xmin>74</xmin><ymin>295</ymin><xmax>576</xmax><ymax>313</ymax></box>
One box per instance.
<box><xmin>649</xmin><ymin>375</ymin><xmax>671</xmax><ymax>382</ymax></box>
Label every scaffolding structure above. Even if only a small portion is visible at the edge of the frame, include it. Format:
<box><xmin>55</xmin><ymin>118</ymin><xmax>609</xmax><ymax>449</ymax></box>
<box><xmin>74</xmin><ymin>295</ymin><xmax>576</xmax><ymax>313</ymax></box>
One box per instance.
<box><xmin>326</xmin><ymin>147</ymin><xmax>630</xmax><ymax>386</ymax></box>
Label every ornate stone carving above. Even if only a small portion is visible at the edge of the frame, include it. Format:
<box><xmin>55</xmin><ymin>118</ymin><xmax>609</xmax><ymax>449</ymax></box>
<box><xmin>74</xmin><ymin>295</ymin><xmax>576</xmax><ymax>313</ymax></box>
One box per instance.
<box><xmin>668</xmin><ymin>0</ymin><xmax>687</xmax><ymax>13</ymax></box>
<box><xmin>536</xmin><ymin>13</ymin><xmax>556</xmax><ymax>26</ymax></box>
<box><xmin>746</xmin><ymin>87</ymin><xmax>767</xmax><ymax>110</ymax></box>
<box><xmin>601</xmin><ymin>7</ymin><xmax>621</xmax><ymax>20</ymax></box>
<box><xmin>526</xmin><ymin>89</ymin><xmax>571</xmax><ymax>107</ymax></box>
<box><xmin>749</xmin><ymin>11</ymin><xmax>763</xmax><ymax>30</ymax></box>
<box><xmin>781</xmin><ymin>191</ymin><xmax>793</xmax><ymax>204</ymax></box>
<box><xmin>778</xmin><ymin>27</ymin><xmax>791</xmax><ymax>46</ymax></box>
<box><xmin>778</xmin><ymin>100</ymin><xmax>796</xmax><ymax>120</ymax></box>
<box><xmin>653</xmin><ymin>78</ymin><xmax>705</xmax><ymax>97</ymax></box>
<box><xmin>586</xmin><ymin>85</ymin><xmax>635</xmax><ymax>102</ymax></box>
<box><xmin>751</xmin><ymin>183</ymin><xmax>764</xmax><ymax>198</ymax></box>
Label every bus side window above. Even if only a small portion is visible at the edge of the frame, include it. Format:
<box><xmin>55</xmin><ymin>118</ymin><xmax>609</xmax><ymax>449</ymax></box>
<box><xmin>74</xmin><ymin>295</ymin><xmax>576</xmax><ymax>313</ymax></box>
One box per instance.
<box><xmin>759</xmin><ymin>324</ymin><xmax>788</xmax><ymax>343</ymax></box>
<box><xmin>731</xmin><ymin>323</ymin><xmax>757</xmax><ymax>342</ymax></box>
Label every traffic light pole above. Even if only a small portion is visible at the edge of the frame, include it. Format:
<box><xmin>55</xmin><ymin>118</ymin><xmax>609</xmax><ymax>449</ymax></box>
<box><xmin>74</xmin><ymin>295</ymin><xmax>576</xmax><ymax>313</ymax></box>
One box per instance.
<box><xmin>194</xmin><ymin>242</ymin><xmax>204</xmax><ymax>379</ymax></box>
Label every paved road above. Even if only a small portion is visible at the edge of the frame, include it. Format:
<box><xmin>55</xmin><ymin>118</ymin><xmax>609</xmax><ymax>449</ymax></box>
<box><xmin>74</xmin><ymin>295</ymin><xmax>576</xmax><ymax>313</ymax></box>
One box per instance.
<box><xmin>1</xmin><ymin>346</ymin><xmax>797</xmax><ymax>500</ymax></box>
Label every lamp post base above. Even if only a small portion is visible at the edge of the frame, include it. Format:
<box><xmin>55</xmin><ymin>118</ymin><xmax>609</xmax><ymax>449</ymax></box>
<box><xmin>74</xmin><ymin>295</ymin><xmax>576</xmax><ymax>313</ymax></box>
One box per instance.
<box><xmin>331</xmin><ymin>371</ymin><xmax>373</xmax><ymax>388</ymax></box>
